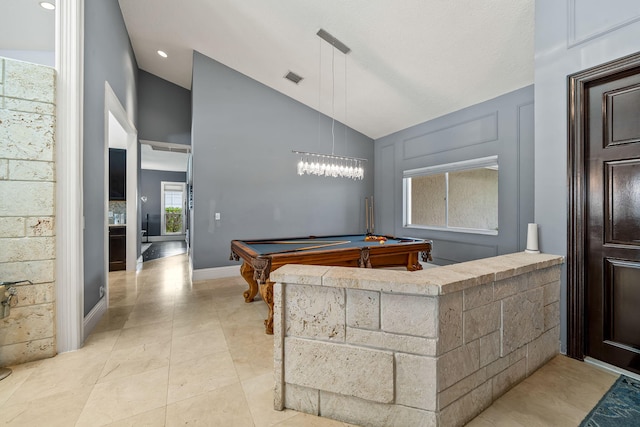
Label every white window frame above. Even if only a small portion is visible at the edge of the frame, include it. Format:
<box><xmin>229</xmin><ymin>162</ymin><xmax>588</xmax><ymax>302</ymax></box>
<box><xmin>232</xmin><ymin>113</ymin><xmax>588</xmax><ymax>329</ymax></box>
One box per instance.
<box><xmin>403</xmin><ymin>155</ymin><xmax>499</xmax><ymax>235</ymax></box>
<box><xmin>160</xmin><ymin>181</ymin><xmax>186</xmax><ymax>236</ymax></box>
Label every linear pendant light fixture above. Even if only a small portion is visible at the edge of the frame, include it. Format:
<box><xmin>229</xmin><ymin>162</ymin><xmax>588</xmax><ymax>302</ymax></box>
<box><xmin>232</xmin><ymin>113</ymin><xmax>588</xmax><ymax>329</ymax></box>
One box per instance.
<box><xmin>294</xmin><ymin>29</ymin><xmax>366</xmax><ymax>180</ymax></box>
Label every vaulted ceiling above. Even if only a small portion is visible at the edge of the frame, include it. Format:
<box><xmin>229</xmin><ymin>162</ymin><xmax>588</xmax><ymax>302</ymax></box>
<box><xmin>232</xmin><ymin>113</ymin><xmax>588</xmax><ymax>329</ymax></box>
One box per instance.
<box><xmin>118</xmin><ymin>0</ymin><xmax>534</xmax><ymax>139</ymax></box>
<box><xmin>0</xmin><ymin>1</ymin><xmax>534</xmax><ymax>140</ymax></box>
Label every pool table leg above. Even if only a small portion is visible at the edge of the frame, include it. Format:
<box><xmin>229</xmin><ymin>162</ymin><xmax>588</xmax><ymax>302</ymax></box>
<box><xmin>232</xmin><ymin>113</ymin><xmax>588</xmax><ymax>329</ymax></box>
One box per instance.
<box><xmin>240</xmin><ymin>262</ymin><xmax>259</xmax><ymax>303</ymax></box>
<box><xmin>259</xmin><ymin>281</ymin><xmax>274</xmax><ymax>335</ymax></box>
<box><xmin>407</xmin><ymin>253</ymin><xmax>424</xmax><ymax>271</ymax></box>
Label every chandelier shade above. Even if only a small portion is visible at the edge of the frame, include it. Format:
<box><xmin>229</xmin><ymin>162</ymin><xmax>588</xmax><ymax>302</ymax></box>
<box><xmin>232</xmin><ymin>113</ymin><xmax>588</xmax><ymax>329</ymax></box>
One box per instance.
<box><xmin>293</xmin><ymin>150</ymin><xmax>366</xmax><ymax>180</ymax></box>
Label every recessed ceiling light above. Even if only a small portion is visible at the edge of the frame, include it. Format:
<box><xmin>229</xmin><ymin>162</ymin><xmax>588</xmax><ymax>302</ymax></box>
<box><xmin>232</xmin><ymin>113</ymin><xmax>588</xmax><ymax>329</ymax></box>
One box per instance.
<box><xmin>39</xmin><ymin>2</ymin><xmax>55</xmax><ymax>10</ymax></box>
<box><xmin>157</xmin><ymin>50</ymin><xmax>168</xmax><ymax>58</ymax></box>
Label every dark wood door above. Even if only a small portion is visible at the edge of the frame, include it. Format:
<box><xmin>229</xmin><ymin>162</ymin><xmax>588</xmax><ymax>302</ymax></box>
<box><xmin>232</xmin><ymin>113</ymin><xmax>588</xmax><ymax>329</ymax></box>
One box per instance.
<box><xmin>586</xmin><ymin>67</ymin><xmax>640</xmax><ymax>374</ymax></box>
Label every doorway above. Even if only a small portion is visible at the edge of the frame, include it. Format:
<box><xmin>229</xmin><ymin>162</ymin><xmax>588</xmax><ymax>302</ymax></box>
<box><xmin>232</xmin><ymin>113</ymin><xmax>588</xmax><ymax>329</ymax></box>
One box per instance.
<box><xmin>103</xmin><ymin>83</ymin><xmax>138</xmax><ymax>311</ymax></box>
<box><xmin>568</xmin><ymin>52</ymin><xmax>640</xmax><ymax>374</ymax></box>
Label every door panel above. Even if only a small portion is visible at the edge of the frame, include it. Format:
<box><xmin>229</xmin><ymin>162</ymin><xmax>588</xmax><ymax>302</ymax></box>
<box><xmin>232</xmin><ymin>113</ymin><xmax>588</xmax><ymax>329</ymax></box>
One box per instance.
<box><xmin>605</xmin><ymin>83</ymin><xmax>640</xmax><ymax>146</ymax></box>
<box><xmin>605</xmin><ymin>160</ymin><xmax>640</xmax><ymax>245</ymax></box>
<box><xmin>586</xmin><ymin>66</ymin><xmax>640</xmax><ymax>374</ymax></box>
<box><xmin>604</xmin><ymin>259</ymin><xmax>640</xmax><ymax>349</ymax></box>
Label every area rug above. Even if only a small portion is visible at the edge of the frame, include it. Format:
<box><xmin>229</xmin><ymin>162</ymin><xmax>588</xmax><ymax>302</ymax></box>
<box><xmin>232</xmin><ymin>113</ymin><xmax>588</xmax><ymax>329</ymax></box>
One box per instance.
<box><xmin>580</xmin><ymin>375</ymin><xmax>640</xmax><ymax>427</ymax></box>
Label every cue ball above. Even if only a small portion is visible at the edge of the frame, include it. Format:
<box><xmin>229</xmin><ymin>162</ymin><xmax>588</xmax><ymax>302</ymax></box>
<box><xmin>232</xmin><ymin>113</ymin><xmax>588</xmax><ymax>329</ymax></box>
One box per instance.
<box><xmin>379</xmin><ymin>240</ymin><xmax>385</xmax><ymax>244</ymax></box>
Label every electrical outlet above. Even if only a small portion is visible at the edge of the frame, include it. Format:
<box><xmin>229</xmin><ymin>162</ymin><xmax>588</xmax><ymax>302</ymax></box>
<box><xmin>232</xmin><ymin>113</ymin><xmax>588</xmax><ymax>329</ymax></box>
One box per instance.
<box><xmin>99</xmin><ymin>286</ymin><xmax>105</xmax><ymax>298</ymax></box>
<box><xmin>215</xmin><ymin>212</ymin><xmax>221</xmax><ymax>220</ymax></box>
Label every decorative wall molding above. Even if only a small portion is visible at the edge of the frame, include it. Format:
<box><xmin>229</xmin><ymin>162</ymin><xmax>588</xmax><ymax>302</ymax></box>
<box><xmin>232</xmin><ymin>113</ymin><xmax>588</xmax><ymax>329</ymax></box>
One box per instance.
<box><xmin>55</xmin><ymin>0</ymin><xmax>85</xmax><ymax>353</ymax></box>
<box><xmin>402</xmin><ymin>112</ymin><xmax>498</xmax><ymax>160</ymax></box>
<box><xmin>567</xmin><ymin>0</ymin><xmax>640</xmax><ymax>48</ymax></box>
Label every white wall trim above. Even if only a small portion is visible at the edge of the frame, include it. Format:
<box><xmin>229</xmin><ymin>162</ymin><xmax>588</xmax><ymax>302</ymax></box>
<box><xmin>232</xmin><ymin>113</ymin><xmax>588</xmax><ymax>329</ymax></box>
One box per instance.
<box><xmin>82</xmin><ymin>297</ymin><xmax>106</xmax><ymax>341</ymax></box>
<box><xmin>55</xmin><ymin>0</ymin><xmax>85</xmax><ymax>354</ymax></box>
<box><xmin>192</xmin><ymin>265</ymin><xmax>240</xmax><ymax>281</ymax></box>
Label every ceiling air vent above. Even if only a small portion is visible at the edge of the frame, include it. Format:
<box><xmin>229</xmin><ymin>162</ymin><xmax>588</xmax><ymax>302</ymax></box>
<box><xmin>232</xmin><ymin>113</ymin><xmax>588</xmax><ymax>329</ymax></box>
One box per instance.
<box><xmin>284</xmin><ymin>71</ymin><xmax>303</xmax><ymax>84</ymax></box>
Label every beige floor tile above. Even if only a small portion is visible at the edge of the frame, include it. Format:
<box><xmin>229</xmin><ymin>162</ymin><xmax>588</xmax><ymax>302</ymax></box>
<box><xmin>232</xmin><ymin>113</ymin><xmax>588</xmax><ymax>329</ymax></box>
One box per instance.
<box><xmin>0</xmin><ymin>363</ymin><xmax>38</xmax><ymax>405</ymax></box>
<box><xmin>75</xmin><ymin>366</ymin><xmax>169</xmax><ymax>426</ymax></box>
<box><xmin>92</xmin><ymin>304</ymin><xmax>135</xmax><ymax>333</ymax></box>
<box><xmin>103</xmin><ymin>407</ymin><xmax>166</xmax><ymax>426</ymax></box>
<box><xmin>165</xmin><ymin>382</ymin><xmax>254</xmax><ymax>427</ymax></box>
<box><xmin>81</xmin><ymin>329</ymin><xmax>121</xmax><ymax>355</ymax></box>
<box><xmin>7</xmin><ymin>351</ymin><xmax>108</xmax><ymax>404</ymax></box>
<box><xmin>167</xmin><ymin>350</ymin><xmax>239</xmax><ymax>404</ymax></box>
<box><xmin>0</xmin><ymin>387</ymin><xmax>93</xmax><ymax>427</ymax></box>
<box><xmin>170</xmin><ymin>328</ymin><xmax>228</xmax><ymax>363</ymax></box>
<box><xmin>222</xmin><ymin>322</ymin><xmax>274</xmax><ymax>353</ymax></box>
<box><xmin>241</xmin><ymin>372</ymin><xmax>298</xmax><ymax>427</ymax></box>
<box><xmin>113</xmin><ymin>320</ymin><xmax>173</xmax><ymax>351</ymax></box>
<box><xmin>230</xmin><ymin>340</ymin><xmax>275</xmax><ymax>381</ymax></box>
<box><xmin>98</xmin><ymin>340</ymin><xmax>171</xmax><ymax>383</ymax></box>
<box><xmin>172</xmin><ymin>316</ymin><xmax>222</xmax><ymax>338</ymax></box>
<box><xmin>123</xmin><ymin>303</ymin><xmax>175</xmax><ymax>328</ymax></box>
<box><xmin>172</xmin><ymin>303</ymin><xmax>219</xmax><ymax>325</ymax></box>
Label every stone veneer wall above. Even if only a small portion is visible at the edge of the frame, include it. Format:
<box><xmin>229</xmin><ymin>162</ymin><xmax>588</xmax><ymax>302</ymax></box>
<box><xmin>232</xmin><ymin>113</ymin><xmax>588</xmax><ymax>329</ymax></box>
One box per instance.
<box><xmin>272</xmin><ymin>252</ymin><xmax>563</xmax><ymax>427</ymax></box>
<box><xmin>0</xmin><ymin>57</ymin><xmax>57</xmax><ymax>365</ymax></box>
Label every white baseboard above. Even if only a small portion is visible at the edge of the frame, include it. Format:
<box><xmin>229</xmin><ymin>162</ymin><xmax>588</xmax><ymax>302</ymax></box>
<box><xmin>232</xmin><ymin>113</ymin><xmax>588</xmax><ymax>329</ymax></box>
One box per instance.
<box><xmin>192</xmin><ymin>265</ymin><xmax>240</xmax><ymax>281</ymax></box>
<box><xmin>83</xmin><ymin>297</ymin><xmax>107</xmax><ymax>342</ymax></box>
<box><xmin>147</xmin><ymin>235</ymin><xmax>185</xmax><ymax>242</ymax></box>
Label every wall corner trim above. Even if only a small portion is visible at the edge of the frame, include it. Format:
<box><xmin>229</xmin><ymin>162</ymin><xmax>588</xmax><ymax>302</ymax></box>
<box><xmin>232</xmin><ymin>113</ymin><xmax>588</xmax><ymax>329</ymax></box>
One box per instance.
<box><xmin>55</xmin><ymin>0</ymin><xmax>85</xmax><ymax>353</ymax></box>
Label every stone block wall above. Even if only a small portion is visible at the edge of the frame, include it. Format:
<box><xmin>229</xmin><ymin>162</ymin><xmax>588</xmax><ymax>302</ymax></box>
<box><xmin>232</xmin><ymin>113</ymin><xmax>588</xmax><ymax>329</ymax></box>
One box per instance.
<box><xmin>0</xmin><ymin>57</ymin><xmax>57</xmax><ymax>365</ymax></box>
<box><xmin>272</xmin><ymin>252</ymin><xmax>563</xmax><ymax>427</ymax></box>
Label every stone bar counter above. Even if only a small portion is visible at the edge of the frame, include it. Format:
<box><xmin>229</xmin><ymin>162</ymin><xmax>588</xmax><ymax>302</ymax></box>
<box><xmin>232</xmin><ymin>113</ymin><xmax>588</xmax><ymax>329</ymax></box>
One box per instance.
<box><xmin>271</xmin><ymin>252</ymin><xmax>563</xmax><ymax>427</ymax></box>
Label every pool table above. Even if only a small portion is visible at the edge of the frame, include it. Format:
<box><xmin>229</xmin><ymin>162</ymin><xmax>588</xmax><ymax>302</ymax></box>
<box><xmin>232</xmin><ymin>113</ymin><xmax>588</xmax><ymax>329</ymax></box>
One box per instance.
<box><xmin>229</xmin><ymin>234</ymin><xmax>433</xmax><ymax>334</ymax></box>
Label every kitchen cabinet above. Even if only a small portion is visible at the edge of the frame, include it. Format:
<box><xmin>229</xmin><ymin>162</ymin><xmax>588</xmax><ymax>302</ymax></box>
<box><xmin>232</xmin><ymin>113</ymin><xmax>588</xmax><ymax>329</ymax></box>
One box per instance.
<box><xmin>109</xmin><ymin>225</ymin><xmax>126</xmax><ymax>271</ymax></box>
<box><xmin>109</xmin><ymin>148</ymin><xmax>126</xmax><ymax>200</ymax></box>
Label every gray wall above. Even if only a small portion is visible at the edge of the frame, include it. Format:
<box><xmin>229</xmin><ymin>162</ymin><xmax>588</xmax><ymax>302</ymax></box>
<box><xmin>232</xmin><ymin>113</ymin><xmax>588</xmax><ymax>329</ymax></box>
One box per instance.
<box><xmin>141</xmin><ymin>169</ymin><xmax>187</xmax><ymax>236</ymax></box>
<box><xmin>83</xmin><ymin>0</ymin><xmax>138</xmax><ymax>315</ymax></box>
<box><xmin>535</xmin><ymin>0</ymin><xmax>640</xmax><ymax>352</ymax></box>
<box><xmin>137</xmin><ymin>70</ymin><xmax>191</xmax><ymax>145</ymax></box>
<box><xmin>374</xmin><ymin>85</ymin><xmax>534</xmax><ymax>265</ymax></box>
<box><xmin>190</xmin><ymin>51</ymin><xmax>374</xmax><ymax>270</ymax></box>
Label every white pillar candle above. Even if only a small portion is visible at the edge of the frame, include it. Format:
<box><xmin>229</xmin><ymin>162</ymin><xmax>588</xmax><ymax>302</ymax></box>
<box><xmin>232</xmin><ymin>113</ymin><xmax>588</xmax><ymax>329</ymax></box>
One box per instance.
<box><xmin>525</xmin><ymin>223</ymin><xmax>540</xmax><ymax>254</ymax></box>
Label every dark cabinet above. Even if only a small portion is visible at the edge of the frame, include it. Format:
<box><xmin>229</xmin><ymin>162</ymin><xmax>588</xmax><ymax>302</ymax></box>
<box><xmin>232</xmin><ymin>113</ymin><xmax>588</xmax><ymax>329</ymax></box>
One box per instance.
<box><xmin>109</xmin><ymin>148</ymin><xmax>126</xmax><ymax>200</ymax></box>
<box><xmin>109</xmin><ymin>226</ymin><xmax>126</xmax><ymax>271</ymax></box>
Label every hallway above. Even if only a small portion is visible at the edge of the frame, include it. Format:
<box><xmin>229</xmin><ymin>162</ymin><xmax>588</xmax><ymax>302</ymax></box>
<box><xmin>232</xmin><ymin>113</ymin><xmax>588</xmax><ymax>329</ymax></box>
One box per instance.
<box><xmin>0</xmin><ymin>253</ymin><xmax>618</xmax><ymax>426</ymax></box>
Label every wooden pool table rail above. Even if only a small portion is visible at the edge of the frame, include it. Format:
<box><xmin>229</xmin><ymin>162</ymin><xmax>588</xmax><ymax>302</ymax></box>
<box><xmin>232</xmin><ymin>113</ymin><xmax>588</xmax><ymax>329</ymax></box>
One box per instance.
<box><xmin>230</xmin><ymin>236</ymin><xmax>433</xmax><ymax>334</ymax></box>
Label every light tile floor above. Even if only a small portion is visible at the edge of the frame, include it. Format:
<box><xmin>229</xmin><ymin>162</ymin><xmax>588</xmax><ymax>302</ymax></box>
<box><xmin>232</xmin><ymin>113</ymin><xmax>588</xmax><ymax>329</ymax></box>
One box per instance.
<box><xmin>0</xmin><ymin>254</ymin><xmax>353</xmax><ymax>426</ymax></box>
<box><xmin>0</xmin><ymin>253</ymin><xmax>618</xmax><ymax>426</ymax></box>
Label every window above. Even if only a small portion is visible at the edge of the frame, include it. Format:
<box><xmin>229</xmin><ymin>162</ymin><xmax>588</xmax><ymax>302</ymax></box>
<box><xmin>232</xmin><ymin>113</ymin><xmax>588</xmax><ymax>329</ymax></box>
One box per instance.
<box><xmin>161</xmin><ymin>181</ymin><xmax>186</xmax><ymax>235</ymax></box>
<box><xmin>403</xmin><ymin>156</ymin><xmax>498</xmax><ymax>235</ymax></box>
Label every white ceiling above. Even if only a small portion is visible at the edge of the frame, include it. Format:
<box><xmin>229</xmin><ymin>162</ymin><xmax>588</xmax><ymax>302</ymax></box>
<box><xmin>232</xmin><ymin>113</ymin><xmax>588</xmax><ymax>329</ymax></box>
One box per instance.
<box><xmin>119</xmin><ymin>0</ymin><xmax>534</xmax><ymax>139</ymax></box>
<box><xmin>0</xmin><ymin>0</ymin><xmax>55</xmax><ymax>51</ymax></box>
<box><xmin>0</xmin><ymin>0</ymin><xmax>535</xmax><ymax>146</ymax></box>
